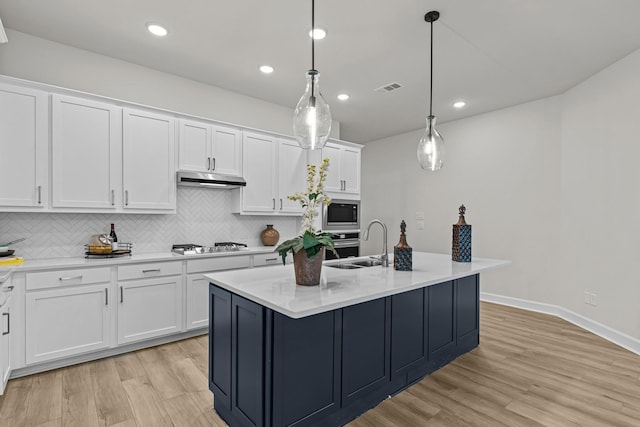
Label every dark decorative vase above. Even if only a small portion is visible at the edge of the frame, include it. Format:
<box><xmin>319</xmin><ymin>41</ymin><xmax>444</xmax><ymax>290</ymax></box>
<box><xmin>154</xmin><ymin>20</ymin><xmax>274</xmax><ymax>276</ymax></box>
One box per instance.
<box><xmin>293</xmin><ymin>248</ymin><xmax>325</xmax><ymax>286</ymax></box>
<box><xmin>394</xmin><ymin>220</ymin><xmax>413</xmax><ymax>271</ymax></box>
<box><xmin>260</xmin><ymin>224</ymin><xmax>280</xmax><ymax>246</ymax></box>
<box><xmin>452</xmin><ymin>205</ymin><xmax>472</xmax><ymax>262</ymax></box>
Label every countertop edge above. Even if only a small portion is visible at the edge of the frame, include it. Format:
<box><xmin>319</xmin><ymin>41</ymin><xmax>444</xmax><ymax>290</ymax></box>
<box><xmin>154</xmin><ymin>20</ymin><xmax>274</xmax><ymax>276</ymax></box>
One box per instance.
<box><xmin>206</xmin><ymin>254</ymin><xmax>511</xmax><ymax>319</ymax></box>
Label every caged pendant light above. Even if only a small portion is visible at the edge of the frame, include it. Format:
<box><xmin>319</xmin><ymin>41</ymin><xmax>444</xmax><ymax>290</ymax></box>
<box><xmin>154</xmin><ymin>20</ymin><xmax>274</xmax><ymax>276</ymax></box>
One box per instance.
<box><xmin>293</xmin><ymin>0</ymin><xmax>332</xmax><ymax>150</ymax></box>
<box><xmin>417</xmin><ymin>10</ymin><xmax>445</xmax><ymax>171</ymax></box>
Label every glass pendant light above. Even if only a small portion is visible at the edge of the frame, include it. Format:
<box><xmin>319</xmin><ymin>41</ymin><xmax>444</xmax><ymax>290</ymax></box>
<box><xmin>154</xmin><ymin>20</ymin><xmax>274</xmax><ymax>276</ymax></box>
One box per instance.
<box><xmin>293</xmin><ymin>0</ymin><xmax>332</xmax><ymax>150</ymax></box>
<box><xmin>417</xmin><ymin>11</ymin><xmax>445</xmax><ymax>171</ymax></box>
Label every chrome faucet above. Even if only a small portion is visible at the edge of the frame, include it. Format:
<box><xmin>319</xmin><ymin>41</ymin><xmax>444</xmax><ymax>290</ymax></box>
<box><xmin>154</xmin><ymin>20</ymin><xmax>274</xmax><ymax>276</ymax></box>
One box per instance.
<box><xmin>363</xmin><ymin>219</ymin><xmax>389</xmax><ymax>267</ymax></box>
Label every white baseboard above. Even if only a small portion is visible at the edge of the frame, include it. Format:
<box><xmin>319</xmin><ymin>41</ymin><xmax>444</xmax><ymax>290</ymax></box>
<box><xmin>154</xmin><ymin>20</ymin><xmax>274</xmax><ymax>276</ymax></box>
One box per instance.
<box><xmin>480</xmin><ymin>292</ymin><xmax>640</xmax><ymax>356</ymax></box>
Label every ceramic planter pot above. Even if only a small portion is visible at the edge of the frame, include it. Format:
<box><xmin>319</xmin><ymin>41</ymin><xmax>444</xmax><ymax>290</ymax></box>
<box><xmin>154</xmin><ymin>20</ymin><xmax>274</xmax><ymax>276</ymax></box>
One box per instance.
<box><xmin>293</xmin><ymin>247</ymin><xmax>325</xmax><ymax>286</ymax></box>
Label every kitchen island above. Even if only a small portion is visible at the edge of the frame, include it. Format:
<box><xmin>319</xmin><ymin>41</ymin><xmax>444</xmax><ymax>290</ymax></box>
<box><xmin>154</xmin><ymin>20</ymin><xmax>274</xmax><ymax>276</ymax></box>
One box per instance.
<box><xmin>205</xmin><ymin>252</ymin><xmax>508</xmax><ymax>427</ymax></box>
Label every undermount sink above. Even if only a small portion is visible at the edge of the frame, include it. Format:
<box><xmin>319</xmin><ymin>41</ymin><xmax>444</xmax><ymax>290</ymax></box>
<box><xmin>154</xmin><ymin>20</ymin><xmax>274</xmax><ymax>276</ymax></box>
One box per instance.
<box><xmin>326</xmin><ymin>258</ymin><xmax>383</xmax><ymax>269</ymax></box>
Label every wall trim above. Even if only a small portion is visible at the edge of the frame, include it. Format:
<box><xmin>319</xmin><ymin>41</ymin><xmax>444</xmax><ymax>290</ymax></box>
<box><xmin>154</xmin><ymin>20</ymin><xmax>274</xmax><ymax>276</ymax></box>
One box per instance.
<box><xmin>480</xmin><ymin>292</ymin><xmax>640</xmax><ymax>356</ymax></box>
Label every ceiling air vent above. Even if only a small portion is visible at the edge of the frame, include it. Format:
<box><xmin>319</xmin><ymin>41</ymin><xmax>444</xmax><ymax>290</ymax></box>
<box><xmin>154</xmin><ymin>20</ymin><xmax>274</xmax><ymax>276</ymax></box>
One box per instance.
<box><xmin>375</xmin><ymin>82</ymin><xmax>404</xmax><ymax>93</ymax></box>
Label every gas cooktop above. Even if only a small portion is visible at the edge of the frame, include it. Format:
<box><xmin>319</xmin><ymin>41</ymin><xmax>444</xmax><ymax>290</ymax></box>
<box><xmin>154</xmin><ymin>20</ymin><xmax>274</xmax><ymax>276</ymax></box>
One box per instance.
<box><xmin>172</xmin><ymin>242</ymin><xmax>248</xmax><ymax>255</ymax></box>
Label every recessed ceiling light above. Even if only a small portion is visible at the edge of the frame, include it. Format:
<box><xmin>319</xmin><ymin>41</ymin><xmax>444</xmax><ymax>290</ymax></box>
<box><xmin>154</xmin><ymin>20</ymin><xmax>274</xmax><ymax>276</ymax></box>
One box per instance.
<box><xmin>259</xmin><ymin>65</ymin><xmax>274</xmax><ymax>74</ymax></box>
<box><xmin>147</xmin><ymin>23</ymin><xmax>168</xmax><ymax>37</ymax></box>
<box><xmin>453</xmin><ymin>101</ymin><xmax>467</xmax><ymax>109</ymax></box>
<box><xmin>337</xmin><ymin>94</ymin><xmax>350</xmax><ymax>101</ymax></box>
<box><xmin>308</xmin><ymin>28</ymin><xmax>327</xmax><ymax>40</ymax></box>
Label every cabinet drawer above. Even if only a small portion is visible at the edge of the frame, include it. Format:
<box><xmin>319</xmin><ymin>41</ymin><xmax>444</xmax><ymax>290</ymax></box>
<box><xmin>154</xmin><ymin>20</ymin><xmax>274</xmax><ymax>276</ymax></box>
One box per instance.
<box><xmin>27</xmin><ymin>267</ymin><xmax>111</xmax><ymax>290</ymax></box>
<box><xmin>186</xmin><ymin>256</ymin><xmax>250</xmax><ymax>274</ymax></box>
<box><xmin>253</xmin><ymin>252</ymin><xmax>284</xmax><ymax>267</ymax></box>
<box><xmin>118</xmin><ymin>261</ymin><xmax>182</xmax><ymax>281</ymax></box>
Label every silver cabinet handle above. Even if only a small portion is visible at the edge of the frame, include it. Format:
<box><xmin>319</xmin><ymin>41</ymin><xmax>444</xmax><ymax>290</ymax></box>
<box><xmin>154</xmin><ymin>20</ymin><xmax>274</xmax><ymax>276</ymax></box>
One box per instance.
<box><xmin>265</xmin><ymin>257</ymin><xmax>278</xmax><ymax>262</ymax></box>
<box><xmin>59</xmin><ymin>275</ymin><xmax>83</xmax><ymax>282</ymax></box>
<box><xmin>111</xmin><ymin>189</ymin><xmax>115</xmax><ymax>206</ymax></box>
<box><xmin>211</xmin><ymin>157</ymin><xmax>216</xmax><ymax>171</ymax></box>
<box><xmin>2</xmin><ymin>312</ymin><xmax>9</xmax><ymax>336</ymax></box>
<box><xmin>272</xmin><ymin>198</ymin><xmax>276</xmax><ymax>210</ymax></box>
<box><xmin>192</xmin><ymin>277</ymin><xmax>205</xmax><ymax>282</ymax></box>
<box><xmin>120</xmin><ymin>286</ymin><xmax>124</xmax><ymax>303</ymax></box>
<box><xmin>125</xmin><ymin>190</ymin><xmax>129</xmax><ymax>206</ymax></box>
<box><xmin>280</xmin><ymin>199</ymin><xmax>283</xmax><ymax>210</ymax></box>
<box><xmin>37</xmin><ymin>185</ymin><xmax>42</xmax><ymax>204</ymax></box>
<box><xmin>2</xmin><ymin>286</ymin><xmax>13</xmax><ymax>292</ymax></box>
<box><xmin>207</xmin><ymin>157</ymin><xmax>211</xmax><ymax>170</ymax></box>
<box><xmin>105</xmin><ymin>288</ymin><xmax>109</xmax><ymax>306</ymax></box>
<box><xmin>142</xmin><ymin>269</ymin><xmax>161</xmax><ymax>274</ymax></box>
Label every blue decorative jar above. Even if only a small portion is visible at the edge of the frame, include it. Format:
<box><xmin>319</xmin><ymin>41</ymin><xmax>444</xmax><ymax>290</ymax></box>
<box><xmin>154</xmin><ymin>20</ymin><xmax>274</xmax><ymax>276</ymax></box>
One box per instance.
<box><xmin>452</xmin><ymin>205</ymin><xmax>472</xmax><ymax>262</ymax></box>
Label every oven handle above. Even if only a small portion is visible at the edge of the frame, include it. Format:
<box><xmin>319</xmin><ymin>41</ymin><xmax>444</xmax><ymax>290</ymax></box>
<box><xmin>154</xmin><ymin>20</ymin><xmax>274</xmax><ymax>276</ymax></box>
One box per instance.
<box><xmin>332</xmin><ymin>239</ymin><xmax>360</xmax><ymax>248</ymax></box>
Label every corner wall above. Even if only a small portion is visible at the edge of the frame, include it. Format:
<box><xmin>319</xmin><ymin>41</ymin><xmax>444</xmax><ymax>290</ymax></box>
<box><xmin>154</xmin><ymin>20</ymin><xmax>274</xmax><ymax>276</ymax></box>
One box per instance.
<box><xmin>362</xmin><ymin>49</ymin><xmax>640</xmax><ymax>341</ymax></box>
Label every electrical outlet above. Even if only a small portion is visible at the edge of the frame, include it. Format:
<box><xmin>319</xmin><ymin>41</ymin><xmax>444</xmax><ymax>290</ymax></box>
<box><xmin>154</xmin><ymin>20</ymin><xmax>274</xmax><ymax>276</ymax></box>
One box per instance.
<box><xmin>416</xmin><ymin>220</ymin><xmax>425</xmax><ymax>230</ymax></box>
<box><xmin>590</xmin><ymin>293</ymin><xmax>597</xmax><ymax>306</ymax></box>
<box><xmin>415</xmin><ymin>211</ymin><xmax>425</xmax><ymax>220</ymax></box>
<box><xmin>583</xmin><ymin>291</ymin><xmax>590</xmax><ymax>304</ymax></box>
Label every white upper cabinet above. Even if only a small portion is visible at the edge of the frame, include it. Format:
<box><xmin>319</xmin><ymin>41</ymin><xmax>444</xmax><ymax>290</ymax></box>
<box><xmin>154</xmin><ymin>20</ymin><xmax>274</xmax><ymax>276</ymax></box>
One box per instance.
<box><xmin>51</xmin><ymin>95</ymin><xmax>122</xmax><ymax>209</ymax></box>
<box><xmin>234</xmin><ymin>132</ymin><xmax>307</xmax><ymax>215</ymax></box>
<box><xmin>277</xmin><ymin>138</ymin><xmax>307</xmax><ymax>214</ymax></box>
<box><xmin>323</xmin><ymin>141</ymin><xmax>361</xmax><ymax>198</ymax></box>
<box><xmin>0</xmin><ymin>83</ymin><xmax>48</xmax><ymax>210</ymax></box>
<box><xmin>123</xmin><ymin>108</ymin><xmax>176</xmax><ymax>212</ymax></box>
<box><xmin>212</xmin><ymin>125</ymin><xmax>242</xmax><ymax>176</ymax></box>
<box><xmin>239</xmin><ymin>132</ymin><xmax>277</xmax><ymax>212</ymax></box>
<box><xmin>179</xmin><ymin>119</ymin><xmax>242</xmax><ymax>176</ymax></box>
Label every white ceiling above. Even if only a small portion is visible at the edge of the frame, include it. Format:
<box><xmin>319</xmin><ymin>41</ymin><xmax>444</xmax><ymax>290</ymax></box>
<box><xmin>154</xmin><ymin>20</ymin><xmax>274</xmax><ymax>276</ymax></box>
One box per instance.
<box><xmin>1</xmin><ymin>0</ymin><xmax>639</xmax><ymax>143</ymax></box>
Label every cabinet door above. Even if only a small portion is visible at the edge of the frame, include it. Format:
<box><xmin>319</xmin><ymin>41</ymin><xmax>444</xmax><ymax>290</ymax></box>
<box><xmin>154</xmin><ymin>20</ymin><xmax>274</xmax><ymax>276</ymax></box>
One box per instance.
<box><xmin>391</xmin><ymin>288</ymin><xmax>428</xmax><ymax>379</ymax></box>
<box><xmin>272</xmin><ymin>310</ymin><xmax>340</xmax><ymax>427</ymax></box>
<box><xmin>277</xmin><ymin>138</ymin><xmax>307</xmax><ymax>214</ymax></box>
<box><xmin>209</xmin><ymin>286</ymin><xmax>232</xmax><ymax>408</ymax></box>
<box><xmin>341</xmin><ymin>298</ymin><xmax>390</xmax><ymax>407</ymax></box>
<box><xmin>117</xmin><ymin>276</ymin><xmax>183</xmax><ymax>344</ymax></box>
<box><xmin>0</xmin><ymin>296</ymin><xmax>10</xmax><ymax>395</ymax></box>
<box><xmin>179</xmin><ymin>119</ymin><xmax>210</xmax><ymax>172</ymax></box>
<box><xmin>322</xmin><ymin>143</ymin><xmax>342</xmax><ymax>193</ymax></box>
<box><xmin>26</xmin><ymin>284</ymin><xmax>111</xmax><ymax>364</ymax></box>
<box><xmin>341</xmin><ymin>147</ymin><xmax>361</xmax><ymax>194</ymax></box>
<box><xmin>52</xmin><ymin>95</ymin><xmax>121</xmax><ymax>208</ymax></box>
<box><xmin>231</xmin><ymin>294</ymin><xmax>264</xmax><ymax>427</ymax></box>
<box><xmin>0</xmin><ymin>83</ymin><xmax>48</xmax><ymax>208</ymax></box>
<box><xmin>123</xmin><ymin>108</ymin><xmax>176</xmax><ymax>211</ymax></box>
<box><xmin>428</xmin><ymin>281</ymin><xmax>457</xmax><ymax>367</ymax></box>
<box><xmin>456</xmin><ymin>275</ymin><xmax>479</xmax><ymax>350</ymax></box>
<box><xmin>211</xmin><ymin>125</ymin><xmax>242</xmax><ymax>177</ymax></box>
<box><xmin>186</xmin><ymin>274</ymin><xmax>209</xmax><ymax>330</ymax></box>
<box><xmin>241</xmin><ymin>132</ymin><xmax>277</xmax><ymax>212</ymax></box>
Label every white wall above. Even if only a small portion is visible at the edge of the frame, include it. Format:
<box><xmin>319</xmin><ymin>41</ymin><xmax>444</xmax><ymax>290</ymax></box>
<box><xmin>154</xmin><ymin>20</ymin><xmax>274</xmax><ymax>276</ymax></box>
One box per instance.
<box><xmin>362</xmin><ymin>48</ymin><xmax>640</xmax><ymax>341</ymax></box>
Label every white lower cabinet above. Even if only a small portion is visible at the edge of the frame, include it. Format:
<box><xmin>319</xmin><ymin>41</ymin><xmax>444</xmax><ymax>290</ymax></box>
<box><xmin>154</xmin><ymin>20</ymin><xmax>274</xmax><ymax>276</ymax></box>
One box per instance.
<box><xmin>185</xmin><ymin>255</ymin><xmax>251</xmax><ymax>330</ymax></box>
<box><xmin>0</xmin><ymin>286</ymin><xmax>12</xmax><ymax>395</ymax></box>
<box><xmin>185</xmin><ymin>275</ymin><xmax>209</xmax><ymax>330</ymax></box>
<box><xmin>117</xmin><ymin>276</ymin><xmax>183</xmax><ymax>344</ymax></box>
<box><xmin>25</xmin><ymin>284</ymin><xmax>111</xmax><ymax>364</ymax></box>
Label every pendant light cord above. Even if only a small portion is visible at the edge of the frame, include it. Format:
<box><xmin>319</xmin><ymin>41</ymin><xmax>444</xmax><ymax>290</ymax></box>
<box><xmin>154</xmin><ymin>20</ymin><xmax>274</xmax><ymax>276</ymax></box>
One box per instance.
<box><xmin>429</xmin><ymin>18</ymin><xmax>433</xmax><ymax>117</ymax></box>
<box><xmin>311</xmin><ymin>0</ymin><xmax>315</xmax><ymax>71</ymax></box>
<box><xmin>311</xmin><ymin>0</ymin><xmax>316</xmax><ymax>98</ymax></box>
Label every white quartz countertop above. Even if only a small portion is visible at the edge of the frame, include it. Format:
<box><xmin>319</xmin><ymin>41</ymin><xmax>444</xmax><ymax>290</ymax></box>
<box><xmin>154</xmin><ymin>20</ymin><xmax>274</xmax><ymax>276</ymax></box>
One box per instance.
<box><xmin>0</xmin><ymin>246</ymin><xmax>277</xmax><ymax>273</ymax></box>
<box><xmin>205</xmin><ymin>252</ymin><xmax>510</xmax><ymax>319</ymax></box>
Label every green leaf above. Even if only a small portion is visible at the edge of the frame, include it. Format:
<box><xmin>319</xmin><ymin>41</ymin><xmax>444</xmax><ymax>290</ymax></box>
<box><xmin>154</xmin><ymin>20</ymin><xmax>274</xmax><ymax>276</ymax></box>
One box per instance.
<box><xmin>302</xmin><ymin>231</ymin><xmax>319</xmax><ymax>249</ymax></box>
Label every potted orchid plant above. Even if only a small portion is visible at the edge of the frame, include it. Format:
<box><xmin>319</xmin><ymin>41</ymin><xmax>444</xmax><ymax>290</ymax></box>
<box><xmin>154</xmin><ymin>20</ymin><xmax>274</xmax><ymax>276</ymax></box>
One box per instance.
<box><xmin>276</xmin><ymin>158</ymin><xmax>336</xmax><ymax>285</ymax></box>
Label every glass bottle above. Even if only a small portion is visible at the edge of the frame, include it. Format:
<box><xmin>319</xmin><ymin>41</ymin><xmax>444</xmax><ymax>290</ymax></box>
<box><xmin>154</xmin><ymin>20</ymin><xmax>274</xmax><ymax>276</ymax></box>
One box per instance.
<box><xmin>109</xmin><ymin>223</ymin><xmax>118</xmax><ymax>250</ymax></box>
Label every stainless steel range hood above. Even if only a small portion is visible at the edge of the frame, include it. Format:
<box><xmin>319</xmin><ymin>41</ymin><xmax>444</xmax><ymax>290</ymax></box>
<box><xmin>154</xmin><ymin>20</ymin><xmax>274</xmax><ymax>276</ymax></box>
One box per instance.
<box><xmin>177</xmin><ymin>171</ymin><xmax>246</xmax><ymax>189</ymax></box>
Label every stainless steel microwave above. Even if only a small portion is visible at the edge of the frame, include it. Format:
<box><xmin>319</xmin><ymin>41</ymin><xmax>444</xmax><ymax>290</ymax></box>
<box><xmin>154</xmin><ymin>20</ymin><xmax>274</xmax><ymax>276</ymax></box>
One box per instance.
<box><xmin>323</xmin><ymin>199</ymin><xmax>360</xmax><ymax>231</ymax></box>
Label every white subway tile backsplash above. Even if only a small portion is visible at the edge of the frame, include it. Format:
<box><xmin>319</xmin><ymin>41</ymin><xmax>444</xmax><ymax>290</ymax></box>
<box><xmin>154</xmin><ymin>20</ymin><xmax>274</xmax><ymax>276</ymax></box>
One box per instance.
<box><xmin>0</xmin><ymin>188</ymin><xmax>299</xmax><ymax>259</ymax></box>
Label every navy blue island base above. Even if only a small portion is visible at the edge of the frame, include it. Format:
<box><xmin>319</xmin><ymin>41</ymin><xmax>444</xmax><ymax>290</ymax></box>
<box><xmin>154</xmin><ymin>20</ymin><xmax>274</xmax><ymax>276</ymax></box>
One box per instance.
<box><xmin>208</xmin><ymin>274</ymin><xmax>479</xmax><ymax>427</ymax></box>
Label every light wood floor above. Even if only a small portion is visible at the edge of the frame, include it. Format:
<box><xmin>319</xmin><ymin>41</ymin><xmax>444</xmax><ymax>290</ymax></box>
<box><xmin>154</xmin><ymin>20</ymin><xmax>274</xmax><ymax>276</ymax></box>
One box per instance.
<box><xmin>1</xmin><ymin>302</ymin><xmax>639</xmax><ymax>426</ymax></box>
